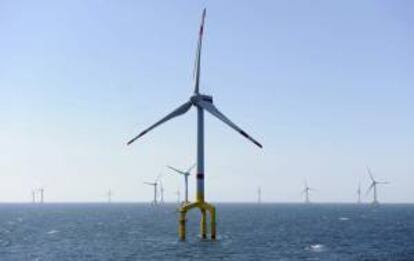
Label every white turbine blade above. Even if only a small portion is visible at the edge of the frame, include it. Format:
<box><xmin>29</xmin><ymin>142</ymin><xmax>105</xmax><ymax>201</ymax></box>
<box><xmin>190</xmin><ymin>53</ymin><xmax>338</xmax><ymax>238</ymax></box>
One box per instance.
<box><xmin>196</xmin><ymin>100</ymin><xmax>263</xmax><ymax>148</ymax></box>
<box><xmin>167</xmin><ymin>165</ymin><xmax>186</xmax><ymax>175</ymax></box>
<box><xmin>378</xmin><ymin>181</ymin><xmax>390</xmax><ymax>184</ymax></box>
<box><xmin>127</xmin><ymin>101</ymin><xmax>192</xmax><ymax>145</ymax></box>
<box><xmin>193</xmin><ymin>8</ymin><xmax>206</xmax><ymax>94</ymax></box>
<box><xmin>156</xmin><ymin>172</ymin><xmax>164</xmax><ymax>182</ymax></box>
<box><xmin>366</xmin><ymin>166</ymin><xmax>375</xmax><ymax>182</ymax></box>
<box><xmin>144</xmin><ymin>182</ymin><xmax>154</xmax><ymax>186</ymax></box>
<box><xmin>186</xmin><ymin>163</ymin><xmax>196</xmax><ymax>174</ymax></box>
<box><xmin>366</xmin><ymin>183</ymin><xmax>374</xmax><ymax>195</ymax></box>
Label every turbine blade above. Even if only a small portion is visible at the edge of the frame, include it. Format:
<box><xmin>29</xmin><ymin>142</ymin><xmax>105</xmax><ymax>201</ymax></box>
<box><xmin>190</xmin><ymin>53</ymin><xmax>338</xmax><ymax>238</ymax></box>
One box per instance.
<box><xmin>378</xmin><ymin>181</ymin><xmax>390</xmax><ymax>184</ymax></box>
<box><xmin>127</xmin><ymin>101</ymin><xmax>192</xmax><ymax>145</ymax></box>
<box><xmin>366</xmin><ymin>166</ymin><xmax>375</xmax><ymax>182</ymax></box>
<box><xmin>196</xmin><ymin>100</ymin><xmax>262</xmax><ymax>148</ymax></box>
<box><xmin>156</xmin><ymin>172</ymin><xmax>163</xmax><ymax>182</ymax></box>
<box><xmin>167</xmin><ymin>166</ymin><xmax>186</xmax><ymax>175</ymax></box>
<box><xmin>193</xmin><ymin>8</ymin><xmax>206</xmax><ymax>94</ymax></box>
<box><xmin>366</xmin><ymin>183</ymin><xmax>374</xmax><ymax>195</ymax></box>
<box><xmin>186</xmin><ymin>163</ymin><xmax>196</xmax><ymax>174</ymax></box>
<box><xmin>144</xmin><ymin>182</ymin><xmax>154</xmax><ymax>186</ymax></box>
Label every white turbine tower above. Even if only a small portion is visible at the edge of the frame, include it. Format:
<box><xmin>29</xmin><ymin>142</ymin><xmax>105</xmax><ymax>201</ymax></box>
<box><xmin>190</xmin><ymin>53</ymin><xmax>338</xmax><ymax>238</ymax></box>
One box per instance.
<box><xmin>31</xmin><ymin>190</ymin><xmax>36</xmax><ymax>203</ymax></box>
<box><xmin>257</xmin><ymin>186</ymin><xmax>262</xmax><ymax>204</ymax></box>
<box><xmin>167</xmin><ymin>164</ymin><xmax>196</xmax><ymax>203</ymax></box>
<box><xmin>357</xmin><ymin>182</ymin><xmax>361</xmax><ymax>204</ymax></box>
<box><xmin>106</xmin><ymin>189</ymin><xmax>113</xmax><ymax>203</ymax></box>
<box><xmin>126</xmin><ymin>9</ymin><xmax>262</xmax><ymax>240</ymax></box>
<box><xmin>366</xmin><ymin>167</ymin><xmax>389</xmax><ymax>205</ymax></box>
<box><xmin>175</xmin><ymin>188</ymin><xmax>181</xmax><ymax>204</ymax></box>
<box><xmin>39</xmin><ymin>188</ymin><xmax>45</xmax><ymax>204</ymax></box>
<box><xmin>159</xmin><ymin>180</ymin><xmax>165</xmax><ymax>204</ymax></box>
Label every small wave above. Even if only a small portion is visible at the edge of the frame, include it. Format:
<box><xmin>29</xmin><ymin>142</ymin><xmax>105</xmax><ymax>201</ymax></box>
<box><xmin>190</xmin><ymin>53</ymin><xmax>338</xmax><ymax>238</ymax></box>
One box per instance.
<box><xmin>339</xmin><ymin>217</ymin><xmax>349</xmax><ymax>221</ymax></box>
<box><xmin>0</xmin><ymin>239</ymin><xmax>11</xmax><ymax>247</ymax></box>
<box><xmin>305</xmin><ymin>244</ymin><xmax>326</xmax><ymax>252</ymax></box>
<box><xmin>47</xmin><ymin>230</ymin><xmax>59</xmax><ymax>235</ymax></box>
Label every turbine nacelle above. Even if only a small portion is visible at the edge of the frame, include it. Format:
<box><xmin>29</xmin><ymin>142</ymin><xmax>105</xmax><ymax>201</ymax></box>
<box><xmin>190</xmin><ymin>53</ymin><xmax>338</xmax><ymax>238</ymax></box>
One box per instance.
<box><xmin>191</xmin><ymin>94</ymin><xmax>213</xmax><ymax>105</ymax></box>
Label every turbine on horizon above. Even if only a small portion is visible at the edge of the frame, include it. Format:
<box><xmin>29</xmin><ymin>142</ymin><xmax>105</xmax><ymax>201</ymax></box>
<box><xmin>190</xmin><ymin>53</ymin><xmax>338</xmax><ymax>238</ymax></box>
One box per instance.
<box><xmin>167</xmin><ymin>163</ymin><xmax>196</xmax><ymax>203</ymax></box>
<box><xmin>175</xmin><ymin>188</ymin><xmax>181</xmax><ymax>204</ymax></box>
<box><xmin>31</xmin><ymin>190</ymin><xmax>36</xmax><ymax>203</ymax></box>
<box><xmin>302</xmin><ymin>181</ymin><xmax>315</xmax><ymax>204</ymax></box>
<box><xmin>106</xmin><ymin>189</ymin><xmax>113</xmax><ymax>203</ymax></box>
<box><xmin>126</xmin><ymin>8</ymin><xmax>262</xmax><ymax>240</ymax></box>
<box><xmin>38</xmin><ymin>188</ymin><xmax>44</xmax><ymax>204</ymax></box>
<box><xmin>366</xmin><ymin>167</ymin><xmax>389</xmax><ymax>205</ymax></box>
<box><xmin>159</xmin><ymin>180</ymin><xmax>165</xmax><ymax>204</ymax></box>
<box><xmin>357</xmin><ymin>182</ymin><xmax>362</xmax><ymax>204</ymax></box>
<box><xmin>144</xmin><ymin>172</ymin><xmax>163</xmax><ymax>205</ymax></box>
<box><xmin>257</xmin><ymin>186</ymin><xmax>262</xmax><ymax>204</ymax></box>
<box><xmin>144</xmin><ymin>181</ymin><xmax>158</xmax><ymax>205</ymax></box>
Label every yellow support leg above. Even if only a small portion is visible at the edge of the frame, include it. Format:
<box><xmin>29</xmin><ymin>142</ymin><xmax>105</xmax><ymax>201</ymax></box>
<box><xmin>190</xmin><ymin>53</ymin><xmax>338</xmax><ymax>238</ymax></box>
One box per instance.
<box><xmin>200</xmin><ymin>209</ymin><xmax>207</xmax><ymax>239</ymax></box>
<box><xmin>178</xmin><ymin>201</ymin><xmax>216</xmax><ymax>240</ymax></box>
<box><xmin>210</xmin><ymin>206</ymin><xmax>216</xmax><ymax>240</ymax></box>
<box><xmin>179</xmin><ymin>209</ymin><xmax>187</xmax><ymax>240</ymax></box>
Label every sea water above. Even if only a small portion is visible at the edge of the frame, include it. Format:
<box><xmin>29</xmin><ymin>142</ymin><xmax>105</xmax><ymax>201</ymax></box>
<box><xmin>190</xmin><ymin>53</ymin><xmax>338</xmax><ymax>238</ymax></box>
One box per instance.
<box><xmin>0</xmin><ymin>203</ymin><xmax>413</xmax><ymax>260</ymax></box>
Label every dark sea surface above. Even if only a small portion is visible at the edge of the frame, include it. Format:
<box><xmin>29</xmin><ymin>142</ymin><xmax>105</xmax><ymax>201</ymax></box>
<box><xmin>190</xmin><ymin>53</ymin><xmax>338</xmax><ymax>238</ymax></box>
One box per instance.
<box><xmin>0</xmin><ymin>203</ymin><xmax>413</xmax><ymax>261</ymax></box>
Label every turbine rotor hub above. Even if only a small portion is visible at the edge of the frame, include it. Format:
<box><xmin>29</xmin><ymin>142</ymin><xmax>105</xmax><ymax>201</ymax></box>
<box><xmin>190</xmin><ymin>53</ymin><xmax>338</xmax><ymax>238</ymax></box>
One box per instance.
<box><xmin>191</xmin><ymin>94</ymin><xmax>213</xmax><ymax>105</ymax></box>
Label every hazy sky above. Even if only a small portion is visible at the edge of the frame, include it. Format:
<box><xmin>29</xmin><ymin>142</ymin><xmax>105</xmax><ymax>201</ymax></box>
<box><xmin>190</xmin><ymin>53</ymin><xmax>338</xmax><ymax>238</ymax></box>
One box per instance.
<box><xmin>1</xmin><ymin>1</ymin><xmax>413</xmax><ymax>203</ymax></box>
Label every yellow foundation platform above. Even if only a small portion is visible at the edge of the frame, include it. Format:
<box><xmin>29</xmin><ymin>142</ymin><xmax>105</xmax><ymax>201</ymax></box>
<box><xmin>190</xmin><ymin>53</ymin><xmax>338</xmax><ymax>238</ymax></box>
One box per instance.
<box><xmin>178</xmin><ymin>201</ymin><xmax>216</xmax><ymax>240</ymax></box>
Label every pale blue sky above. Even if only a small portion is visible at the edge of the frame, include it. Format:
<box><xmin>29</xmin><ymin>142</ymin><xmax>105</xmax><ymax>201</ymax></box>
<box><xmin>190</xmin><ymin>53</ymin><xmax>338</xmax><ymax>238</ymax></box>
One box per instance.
<box><xmin>0</xmin><ymin>1</ymin><xmax>413</xmax><ymax>202</ymax></box>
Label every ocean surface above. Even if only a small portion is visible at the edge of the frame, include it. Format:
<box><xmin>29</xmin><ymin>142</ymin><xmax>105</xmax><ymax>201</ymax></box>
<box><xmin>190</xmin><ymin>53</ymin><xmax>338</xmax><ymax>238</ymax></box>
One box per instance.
<box><xmin>0</xmin><ymin>203</ymin><xmax>413</xmax><ymax>260</ymax></box>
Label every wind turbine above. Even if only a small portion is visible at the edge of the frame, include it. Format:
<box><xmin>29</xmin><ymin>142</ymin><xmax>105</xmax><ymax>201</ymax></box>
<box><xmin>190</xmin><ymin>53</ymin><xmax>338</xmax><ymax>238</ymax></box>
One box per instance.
<box><xmin>357</xmin><ymin>182</ymin><xmax>361</xmax><ymax>204</ymax></box>
<box><xmin>167</xmin><ymin>163</ymin><xmax>196</xmax><ymax>203</ymax></box>
<box><xmin>31</xmin><ymin>190</ymin><xmax>36</xmax><ymax>203</ymax></box>
<box><xmin>126</xmin><ymin>9</ymin><xmax>262</xmax><ymax>240</ymax></box>
<box><xmin>106</xmin><ymin>189</ymin><xmax>113</xmax><ymax>203</ymax></box>
<box><xmin>257</xmin><ymin>186</ymin><xmax>262</xmax><ymax>204</ymax></box>
<box><xmin>302</xmin><ymin>181</ymin><xmax>314</xmax><ymax>204</ymax></box>
<box><xmin>39</xmin><ymin>188</ymin><xmax>44</xmax><ymax>203</ymax></box>
<box><xmin>366</xmin><ymin>167</ymin><xmax>389</xmax><ymax>205</ymax></box>
<box><xmin>159</xmin><ymin>180</ymin><xmax>165</xmax><ymax>204</ymax></box>
<box><xmin>175</xmin><ymin>188</ymin><xmax>181</xmax><ymax>204</ymax></box>
<box><xmin>144</xmin><ymin>181</ymin><xmax>158</xmax><ymax>205</ymax></box>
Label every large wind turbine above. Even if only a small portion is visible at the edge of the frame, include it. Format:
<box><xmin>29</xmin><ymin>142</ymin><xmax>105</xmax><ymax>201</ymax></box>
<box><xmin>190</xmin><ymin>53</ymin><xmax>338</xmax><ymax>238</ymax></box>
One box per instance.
<box><xmin>126</xmin><ymin>9</ymin><xmax>262</xmax><ymax>240</ymax></box>
<box><xmin>366</xmin><ymin>167</ymin><xmax>389</xmax><ymax>205</ymax></box>
<box><xmin>167</xmin><ymin>164</ymin><xmax>196</xmax><ymax>203</ymax></box>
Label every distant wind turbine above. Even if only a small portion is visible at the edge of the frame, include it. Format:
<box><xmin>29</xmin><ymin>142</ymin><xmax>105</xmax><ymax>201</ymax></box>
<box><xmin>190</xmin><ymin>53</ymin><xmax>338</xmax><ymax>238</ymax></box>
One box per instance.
<box><xmin>106</xmin><ymin>189</ymin><xmax>113</xmax><ymax>203</ymax></box>
<box><xmin>357</xmin><ymin>182</ymin><xmax>362</xmax><ymax>204</ymax></box>
<box><xmin>167</xmin><ymin>163</ymin><xmax>196</xmax><ymax>203</ymax></box>
<box><xmin>303</xmin><ymin>181</ymin><xmax>315</xmax><ymax>204</ymax></box>
<box><xmin>257</xmin><ymin>186</ymin><xmax>262</xmax><ymax>204</ymax></box>
<box><xmin>31</xmin><ymin>190</ymin><xmax>36</xmax><ymax>203</ymax></box>
<box><xmin>39</xmin><ymin>188</ymin><xmax>44</xmax><ymax>203</ymax></box>
<box><xmin>144</xmin><ymin>181</ymin><xmax>158</xmax><ymax>205</ymax></box>
<box><xmin>366</xmin><ymin>167</ymin><xmax>389</xmax><ymax>205</ymax></box>
<box><xmin>159</xmin><ymin>180</ymin><xmax>165</xmax><ymax>204</ymax></box>
<box><xmin>175</xmin><ymin>188</ymin><xmax>181</xmax><ymax>204</ymax></box>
